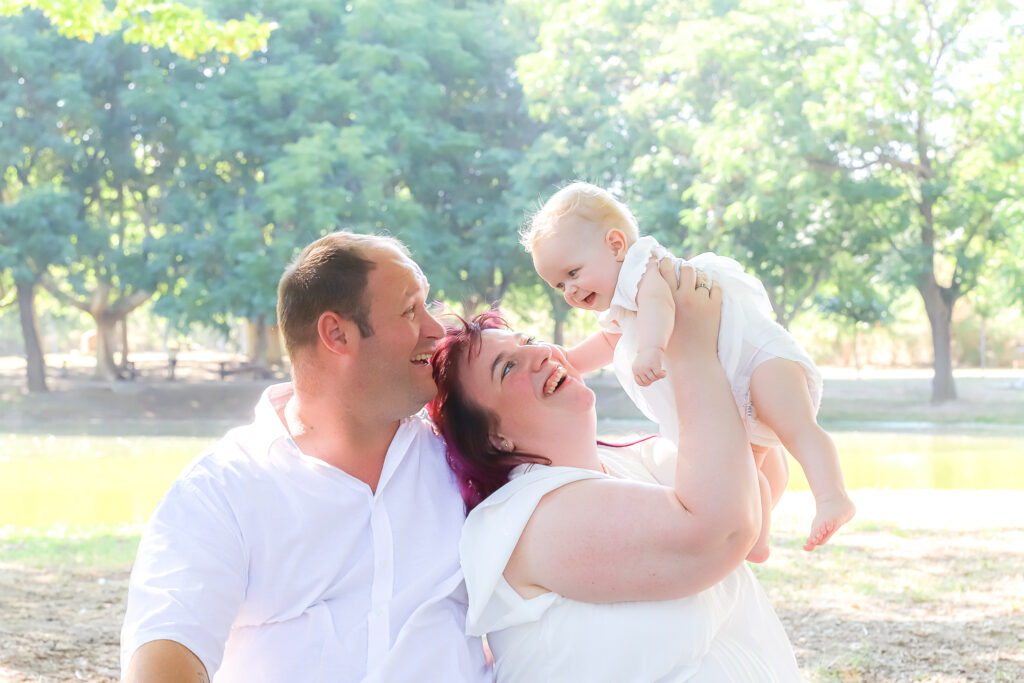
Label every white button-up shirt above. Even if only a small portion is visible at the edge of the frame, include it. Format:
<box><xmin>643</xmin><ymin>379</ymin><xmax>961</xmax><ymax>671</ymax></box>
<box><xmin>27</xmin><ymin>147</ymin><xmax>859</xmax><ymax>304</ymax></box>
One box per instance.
<box><xmin>121</xmin><ymin>383</ymin><xmax>490</xmax><ymax>682</ymax></box>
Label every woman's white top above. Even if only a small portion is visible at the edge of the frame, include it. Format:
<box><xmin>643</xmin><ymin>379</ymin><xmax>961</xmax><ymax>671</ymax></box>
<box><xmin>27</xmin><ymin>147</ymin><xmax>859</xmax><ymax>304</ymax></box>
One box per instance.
<box><xmin>598</xmin><ymin>236</ymin><xmax>822</xmax><ymax>446</ymax></box>
<box><xmin>460</xmin><ymin>441</ymin><xmax>804</xmax><ymax>682</ymax></box>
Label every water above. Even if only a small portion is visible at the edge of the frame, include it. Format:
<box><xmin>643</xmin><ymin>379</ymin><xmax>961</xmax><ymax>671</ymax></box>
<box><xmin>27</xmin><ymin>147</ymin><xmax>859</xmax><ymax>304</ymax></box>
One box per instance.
<box><xmin>1</xmin><ymin>433</ymin><xmax>210</xmax><ymax>529</ymax></box>
<box><xmin>2</xmin><ymin>428</ymin><xmax>1023</xmax><ymax>528</ymax></box>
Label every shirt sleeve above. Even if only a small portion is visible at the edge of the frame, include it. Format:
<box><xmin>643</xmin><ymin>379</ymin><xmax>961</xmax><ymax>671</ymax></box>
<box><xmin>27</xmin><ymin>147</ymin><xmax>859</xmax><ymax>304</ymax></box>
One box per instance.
<box><xmin>120</xmin><ymin>473</ymin><xmax>248</xmax><ymax>679</ymax></box>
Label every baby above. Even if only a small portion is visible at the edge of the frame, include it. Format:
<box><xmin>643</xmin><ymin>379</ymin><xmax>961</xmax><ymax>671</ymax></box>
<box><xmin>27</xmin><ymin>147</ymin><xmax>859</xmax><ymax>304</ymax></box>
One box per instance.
<box><xmin>523</xmin><ymin>182</ymin><xmax>855</xmax><ymax>560</ymax></box>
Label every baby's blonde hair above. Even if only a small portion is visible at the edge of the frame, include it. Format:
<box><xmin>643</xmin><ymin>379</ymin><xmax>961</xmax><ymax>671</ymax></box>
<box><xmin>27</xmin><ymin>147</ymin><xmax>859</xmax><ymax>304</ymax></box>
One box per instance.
<box><xmin>521</xmin><ymin>182</ymin><xmax>640</xmax><ymax>254</ymax></box>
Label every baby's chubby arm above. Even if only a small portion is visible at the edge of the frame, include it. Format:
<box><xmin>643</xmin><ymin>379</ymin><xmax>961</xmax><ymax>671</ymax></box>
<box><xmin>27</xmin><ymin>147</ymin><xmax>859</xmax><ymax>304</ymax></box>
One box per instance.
<box><xmin>564</xmin><ymin>329</ymin><xmax>620</xmax><ymax>375</ymax></box>
<box><xmin>633</xmin><ymin>257</ymin><xmax>675</xmax><ymax>386</ymax></box>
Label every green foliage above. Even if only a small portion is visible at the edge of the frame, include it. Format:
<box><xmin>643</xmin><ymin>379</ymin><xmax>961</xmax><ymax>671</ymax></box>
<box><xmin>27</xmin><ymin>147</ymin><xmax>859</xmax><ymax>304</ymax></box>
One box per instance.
<box><xmin>0</xmin><ymin>0</ymin><xmax>275</xmax><ymax>59</ymax></box>
<box><xmin>152</xmin><ymin>0</ymin><xmax>538</xmax><ymax>327</ymax></box>
<box><xmin>2</xmin><ymin>0</ymin><xmax>1023</xmax><ymax>380</ymax></box>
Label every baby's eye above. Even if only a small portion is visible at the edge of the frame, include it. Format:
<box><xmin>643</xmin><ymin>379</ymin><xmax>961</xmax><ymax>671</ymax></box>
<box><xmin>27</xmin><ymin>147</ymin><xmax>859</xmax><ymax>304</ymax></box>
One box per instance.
<box><xmin>568</xmin><ymin>268</ymin><xmax>579</xmax><ymax>278</ymax></box>
<box><xmin>555</xmin><ymin>282</ymin><xmax>564</xmax><ymax>291</ymax></box>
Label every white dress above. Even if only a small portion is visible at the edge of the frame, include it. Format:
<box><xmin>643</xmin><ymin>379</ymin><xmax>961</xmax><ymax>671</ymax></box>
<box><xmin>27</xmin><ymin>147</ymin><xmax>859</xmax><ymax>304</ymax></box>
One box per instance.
<box><xmin>460</xmin><ymin>441</ymin><xmax>804</xmax><ymax>682</ymax></box>
<box><xmin>598</xmin><ymin>236</ymin><xmax>822</xmax><ymax>446</ymax></box>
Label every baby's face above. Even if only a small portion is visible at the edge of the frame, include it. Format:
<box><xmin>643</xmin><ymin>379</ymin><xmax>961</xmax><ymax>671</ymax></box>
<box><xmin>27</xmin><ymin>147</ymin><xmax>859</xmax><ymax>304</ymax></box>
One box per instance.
<box><xmin>532</xmin><ymin>215</ymin><xmax>626</xmax><ymax>312</ymax></box>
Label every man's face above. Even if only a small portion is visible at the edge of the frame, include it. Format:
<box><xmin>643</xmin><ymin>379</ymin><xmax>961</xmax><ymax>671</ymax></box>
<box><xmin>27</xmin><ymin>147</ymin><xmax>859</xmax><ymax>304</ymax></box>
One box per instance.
<box><xmin>355</xmin><ymin>247</ymin><xmax>444</xmax><ymax>421</ymax></box>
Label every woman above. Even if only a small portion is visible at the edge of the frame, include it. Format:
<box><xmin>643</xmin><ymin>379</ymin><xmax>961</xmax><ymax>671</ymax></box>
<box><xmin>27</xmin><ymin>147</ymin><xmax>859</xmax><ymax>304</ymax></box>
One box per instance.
<box><xmin>428</xmin><ymin>260</ymin><xmax>803</xmax><ymax>681</ymax></box>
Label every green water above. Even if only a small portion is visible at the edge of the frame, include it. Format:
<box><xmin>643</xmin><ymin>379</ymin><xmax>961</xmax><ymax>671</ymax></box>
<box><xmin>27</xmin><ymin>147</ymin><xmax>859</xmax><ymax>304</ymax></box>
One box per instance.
<box><xmin>2</xmin><ymin>429</ymin><xmax>1023</xmax><ymax>528</ymax></box>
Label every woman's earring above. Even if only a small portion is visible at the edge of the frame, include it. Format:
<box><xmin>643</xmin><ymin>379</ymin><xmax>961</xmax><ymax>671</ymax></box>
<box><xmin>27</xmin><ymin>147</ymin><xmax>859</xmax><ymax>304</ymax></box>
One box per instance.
<box><xmin>502</xmin><ymin>439</ymin><xmax>514</xmax><ymax>452</ymax></box>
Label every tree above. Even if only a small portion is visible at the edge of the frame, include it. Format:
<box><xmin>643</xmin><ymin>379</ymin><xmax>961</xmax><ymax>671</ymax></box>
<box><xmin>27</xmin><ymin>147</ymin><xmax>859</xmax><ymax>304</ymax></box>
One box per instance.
<box><xmin>1</xmin><ymin>14</ymin><xmax>209</xmax><ymax>379</ymax></box>
<box><xmin>1</xmin><ymin>2</ymin><xmax>275</xmax><ymax>382</ymax></box>
<box><xmin>0</xmin><ymin>10</ymin><xmax>87</xmax><ymax>390</ymax></box>
<box><xmin>801</xmin><ymin>0</ymin><xmax>1024</xmax><ymax>402</ymax></box>
<box><xmin>0</xmin><ymin>190</ymin><xmax>80</xmax><ymax>391</ymax></box>
<box><xmin>157</xmin><ymin>0</ymin><xmax>537</xmax><ymax>349</ymax></box>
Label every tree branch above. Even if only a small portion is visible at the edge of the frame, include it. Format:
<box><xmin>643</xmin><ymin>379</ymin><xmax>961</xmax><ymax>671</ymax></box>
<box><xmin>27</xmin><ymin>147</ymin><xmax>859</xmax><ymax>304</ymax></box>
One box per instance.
<box><xmin>39</xmin><ymin>273</ymin><xmax>91</xmax><ymax>313</ymax></box>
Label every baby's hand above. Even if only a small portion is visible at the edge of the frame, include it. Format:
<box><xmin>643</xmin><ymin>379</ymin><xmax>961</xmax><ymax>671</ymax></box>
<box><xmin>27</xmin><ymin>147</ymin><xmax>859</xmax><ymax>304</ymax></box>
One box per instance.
<box><xmin>633</xmin><ymin>347</ymin><xmax>667</xmax><ymax>386</ymax></box>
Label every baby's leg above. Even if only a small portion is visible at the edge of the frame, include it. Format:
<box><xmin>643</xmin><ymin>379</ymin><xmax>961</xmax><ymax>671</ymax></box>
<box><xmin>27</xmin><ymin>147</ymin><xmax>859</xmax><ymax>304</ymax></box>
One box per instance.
<box><xmin>749</xmin><ymin>358</ymin><xmax>855</xmax><ymax>551</ymax></box>
<box><xmin>751</xmin><ymin>443</ymin><xmax>788</xmax><ymax>508</ymax></box>
<box><xmin>746</xmin><ymin>468</ymin><xmax>772</xmax><ymax>564</ymax></box>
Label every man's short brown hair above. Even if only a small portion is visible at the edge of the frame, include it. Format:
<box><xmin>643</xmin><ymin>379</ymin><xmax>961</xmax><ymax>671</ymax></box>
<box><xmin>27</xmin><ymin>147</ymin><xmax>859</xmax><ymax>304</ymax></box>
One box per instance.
<box><xmin>277</xmin><ymin>231</ymin><xmax>411</xmax><ymax>359</ymax></box>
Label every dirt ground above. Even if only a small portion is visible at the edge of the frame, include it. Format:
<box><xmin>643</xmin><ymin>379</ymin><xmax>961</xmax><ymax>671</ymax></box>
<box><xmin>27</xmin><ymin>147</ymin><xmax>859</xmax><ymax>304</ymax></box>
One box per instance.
<box><xmin>1</xmin><ymin>366</ymin><xmax>1023</xmax><ymax>681</ymax></box>
<box><xmin>2</xmin><ymin>500</ymin><xmax>1021</xmax><ymax>683</ymax></box>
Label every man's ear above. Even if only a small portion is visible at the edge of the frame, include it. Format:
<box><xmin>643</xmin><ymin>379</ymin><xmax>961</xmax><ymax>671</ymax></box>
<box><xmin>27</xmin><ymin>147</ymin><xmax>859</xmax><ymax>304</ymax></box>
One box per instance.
<box><xmin>605</xmin><ymin>228</ymin><xmax>629</xmax><ymax>261</ymax></box>
<box><xmin>317</xmin><ymin>311</ymin><xmax>359</xmax><ymax>356</ymax></box>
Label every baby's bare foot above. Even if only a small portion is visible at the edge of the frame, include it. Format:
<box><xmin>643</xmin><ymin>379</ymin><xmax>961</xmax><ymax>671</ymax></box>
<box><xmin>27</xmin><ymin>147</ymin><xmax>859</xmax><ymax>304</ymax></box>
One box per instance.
<box><xmin>804</xmin><ymin>495</ymin><xmax>856</xmax><ymax>551</ymax></box>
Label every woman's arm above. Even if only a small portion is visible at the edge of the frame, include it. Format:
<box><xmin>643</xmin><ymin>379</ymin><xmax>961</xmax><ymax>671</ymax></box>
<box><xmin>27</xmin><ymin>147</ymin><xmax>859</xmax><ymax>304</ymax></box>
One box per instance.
<box><xmin>507</xmin><ymin>261</ymin><xmax>761</xmax><ymax>603</ymax></box>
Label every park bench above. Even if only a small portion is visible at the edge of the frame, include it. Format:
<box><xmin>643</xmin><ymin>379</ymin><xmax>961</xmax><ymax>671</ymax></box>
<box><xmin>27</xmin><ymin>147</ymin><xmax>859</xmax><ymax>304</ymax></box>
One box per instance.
<box><xmin>218</xmin><ymin>361</ymin><xmax>273</xmax><ymax>380</ymax></box>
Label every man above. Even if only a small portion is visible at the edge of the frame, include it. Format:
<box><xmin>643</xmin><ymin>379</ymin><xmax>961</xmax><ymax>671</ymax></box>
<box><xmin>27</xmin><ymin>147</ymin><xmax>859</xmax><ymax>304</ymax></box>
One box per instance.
<box><xmin>121</xmin><ymin>232</ymin><xmax>490</xmax><ymax>682</ymax></box>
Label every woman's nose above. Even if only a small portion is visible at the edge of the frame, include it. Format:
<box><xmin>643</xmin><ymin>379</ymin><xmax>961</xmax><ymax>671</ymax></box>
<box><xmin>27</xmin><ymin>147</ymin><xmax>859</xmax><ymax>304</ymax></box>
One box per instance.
<box><xmin>528</xmin><ymin>341</ymin><xmax>554</xmax><ymax>369</ymax></box>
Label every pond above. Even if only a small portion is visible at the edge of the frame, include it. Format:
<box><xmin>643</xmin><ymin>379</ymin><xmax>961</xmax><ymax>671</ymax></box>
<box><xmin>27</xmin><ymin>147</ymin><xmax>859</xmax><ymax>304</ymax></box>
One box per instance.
<box><xmin>2</xmin><ymin>428</ymin><xmax>1023</xmax><ymax>528</ymax></box>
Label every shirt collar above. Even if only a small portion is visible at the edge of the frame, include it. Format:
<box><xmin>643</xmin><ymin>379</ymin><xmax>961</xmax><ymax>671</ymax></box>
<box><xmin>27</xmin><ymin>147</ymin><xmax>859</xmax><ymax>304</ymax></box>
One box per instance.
<box><xmin>248</xmin><ymin>382</ymin><xmax>433</xmax><ymax>491</ymax></box>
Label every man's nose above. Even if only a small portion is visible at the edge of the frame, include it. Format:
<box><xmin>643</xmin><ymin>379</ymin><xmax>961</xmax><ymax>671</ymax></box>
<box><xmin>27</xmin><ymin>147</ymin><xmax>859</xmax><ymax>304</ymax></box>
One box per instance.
<box><xmin>422</xmin><ymin>309</ymin><xmax>444</xmax><ymax>339</ymax></box>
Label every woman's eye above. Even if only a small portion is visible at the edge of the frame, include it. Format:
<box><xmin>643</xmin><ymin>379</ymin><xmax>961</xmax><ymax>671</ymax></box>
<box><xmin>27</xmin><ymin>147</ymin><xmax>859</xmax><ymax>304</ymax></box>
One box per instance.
<box><xmin>523</xmin><ymin>336</ymin><xmax>535</xmax><ymax>346</ymax></box>
<box><xmin>501</xmin><ymin>361</ymin><xmax>514</xmax><ymax>379</ymax></box>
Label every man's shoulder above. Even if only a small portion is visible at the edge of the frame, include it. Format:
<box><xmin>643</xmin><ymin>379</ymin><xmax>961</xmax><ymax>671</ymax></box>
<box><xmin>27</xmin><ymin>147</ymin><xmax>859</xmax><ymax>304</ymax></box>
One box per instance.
<box><xmin>404</xmin><ymin>409</ymin><xmax>444</xmax><ymax>447</ymax></box>
<box><xmin>170</xmin><ymin>422</ymin><xmax>275</xmax><ymax>492</ymax></box>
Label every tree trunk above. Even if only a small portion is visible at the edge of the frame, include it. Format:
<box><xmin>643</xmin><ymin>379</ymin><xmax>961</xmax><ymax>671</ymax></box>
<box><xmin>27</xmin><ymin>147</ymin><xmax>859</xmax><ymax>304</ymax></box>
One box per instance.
<box><xmin>250</xmin><ymin>314</ymin><xmax>269</xmax><ymax>367</ymax></box>
<box><xmin>94</xmin><ymin>313</ymin><xmax>124</xmax><ymax>381</ymax></box>
<box><xmin>119</xmin><ymin>318</ymin><xmax>130</xmax><ymax>369</ymax></box>
<box><xmin>16</xmin><ymin>280</ymin><xmax>48</xmax><ymax>393</ymax></box>
<box><xmin>917</xmin><ymin>278</ymin><xmax>957</xmax><ymax>403</ymax></box>
<box><xmin>548</xmin><ymin>296</ymin><xmax>570</xmax><ymax>347</ymax></box>
<box><xmin>266</xmin><ymin>324</ymin><xmax>283</xmax><ymax>366</ymax></box>
<box><xmin>852</xmin><ymin>328</ymin><xmax>861</xmax><ymax>374</ymax></box>
<box><xmin>979</xmin><ymin>317</ymin><xmax>987</xmax><ymax>370</ymax></box>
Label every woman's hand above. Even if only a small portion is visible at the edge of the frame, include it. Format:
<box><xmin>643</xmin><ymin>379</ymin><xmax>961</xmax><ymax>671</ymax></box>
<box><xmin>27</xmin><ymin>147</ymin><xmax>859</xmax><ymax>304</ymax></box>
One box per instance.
<box><xmin>658</xmin><ymin>258</ymin><xmax>721</xmax><ymax>362</ymax></box>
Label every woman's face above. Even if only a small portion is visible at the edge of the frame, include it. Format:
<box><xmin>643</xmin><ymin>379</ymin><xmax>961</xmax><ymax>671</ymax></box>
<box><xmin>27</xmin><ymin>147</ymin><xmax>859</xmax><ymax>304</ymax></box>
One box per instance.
<box><xmin>459</xmin><ymin>329</ymin><xmax>597</xmax><ymax>458</ymax></box>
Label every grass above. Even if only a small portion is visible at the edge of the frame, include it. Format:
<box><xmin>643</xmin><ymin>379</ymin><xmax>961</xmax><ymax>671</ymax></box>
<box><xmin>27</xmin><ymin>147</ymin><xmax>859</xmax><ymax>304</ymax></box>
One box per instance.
<box><xmin>0</xmin><ymin>524</ymin><xmax>141</xmax><ymax>567</ymax></box>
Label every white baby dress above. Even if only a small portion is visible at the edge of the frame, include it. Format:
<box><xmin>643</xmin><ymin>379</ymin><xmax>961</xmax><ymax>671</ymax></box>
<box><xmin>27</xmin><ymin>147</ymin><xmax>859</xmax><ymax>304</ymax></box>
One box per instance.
<box><xmin>598</xmin><ymin>236</ymin><xmax>822</xmax><ymax>446</ymax></box>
